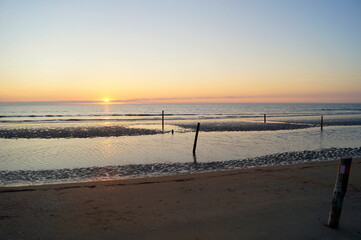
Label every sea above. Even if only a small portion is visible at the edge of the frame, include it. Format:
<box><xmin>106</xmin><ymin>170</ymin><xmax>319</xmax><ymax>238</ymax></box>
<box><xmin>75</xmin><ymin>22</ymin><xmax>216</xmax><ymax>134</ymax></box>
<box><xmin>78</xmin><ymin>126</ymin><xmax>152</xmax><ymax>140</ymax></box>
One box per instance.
<box><xmin>1</xmin><ymin>102</ymin><xmax>361</xmax><ymax>186</ymax></box>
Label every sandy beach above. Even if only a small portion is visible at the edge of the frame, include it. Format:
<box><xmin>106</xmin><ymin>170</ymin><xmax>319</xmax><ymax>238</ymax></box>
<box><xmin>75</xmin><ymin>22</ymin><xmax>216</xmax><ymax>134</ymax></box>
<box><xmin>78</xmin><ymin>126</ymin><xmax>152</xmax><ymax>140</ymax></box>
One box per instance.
<box><xmin>1</xmin><ymin>158</ymin><xmax>360</xmax><ymax>240</ymax></box>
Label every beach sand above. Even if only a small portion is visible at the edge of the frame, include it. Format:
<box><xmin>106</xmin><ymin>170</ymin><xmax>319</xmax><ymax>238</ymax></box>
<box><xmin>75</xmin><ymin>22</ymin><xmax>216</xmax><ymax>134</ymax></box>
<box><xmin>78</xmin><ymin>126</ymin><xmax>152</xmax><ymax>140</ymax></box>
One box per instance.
<box><xmin>1</xmin><ymin>159</ymin><xmax>360</xmax><ymax>240</ymax></box>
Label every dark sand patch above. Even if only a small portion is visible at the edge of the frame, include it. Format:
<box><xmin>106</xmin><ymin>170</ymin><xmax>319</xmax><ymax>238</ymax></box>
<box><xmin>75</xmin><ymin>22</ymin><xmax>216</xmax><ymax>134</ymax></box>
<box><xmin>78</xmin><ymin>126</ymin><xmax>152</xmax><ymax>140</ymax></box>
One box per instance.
<box><xmin>0</xmin><ymin>126</ymin><xmax>161</xmax><ymax>139</ymax></box>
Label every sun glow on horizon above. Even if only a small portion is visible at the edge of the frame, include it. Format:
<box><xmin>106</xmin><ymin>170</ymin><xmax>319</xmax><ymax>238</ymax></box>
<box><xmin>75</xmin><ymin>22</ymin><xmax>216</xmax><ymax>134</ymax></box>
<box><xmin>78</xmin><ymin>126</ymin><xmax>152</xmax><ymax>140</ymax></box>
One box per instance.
<box><xmin>0</xmin><ymin>1</ymin><xmax>360</xmax><ymax>103</ymax></box>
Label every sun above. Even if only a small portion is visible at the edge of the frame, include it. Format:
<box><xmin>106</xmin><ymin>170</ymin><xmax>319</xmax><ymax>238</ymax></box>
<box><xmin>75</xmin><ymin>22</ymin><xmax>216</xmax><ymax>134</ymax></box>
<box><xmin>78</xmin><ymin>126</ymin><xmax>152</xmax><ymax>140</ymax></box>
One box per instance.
<box><xmin>103</xmin><ymin>98</ymin><xmax>109</xmax><ymax>103</ymax></box>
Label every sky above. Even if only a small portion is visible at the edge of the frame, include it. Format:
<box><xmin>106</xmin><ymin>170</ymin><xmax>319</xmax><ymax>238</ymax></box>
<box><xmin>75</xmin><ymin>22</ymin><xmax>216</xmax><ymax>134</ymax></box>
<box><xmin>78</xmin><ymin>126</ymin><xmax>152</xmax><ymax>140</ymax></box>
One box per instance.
<box><xmin>0</xmin><ymin>0</ymin><xmax>360</xmax><ymax>103</ymax></box>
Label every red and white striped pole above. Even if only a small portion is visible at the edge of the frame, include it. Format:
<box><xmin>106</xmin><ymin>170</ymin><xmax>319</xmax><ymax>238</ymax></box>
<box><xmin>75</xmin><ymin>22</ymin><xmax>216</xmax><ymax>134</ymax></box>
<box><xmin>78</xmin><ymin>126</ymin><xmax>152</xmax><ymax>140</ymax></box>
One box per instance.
<box><xmin>327</xmin><ymin>157</ymin><xmax>352</xmax><ymax>228</ymax></box>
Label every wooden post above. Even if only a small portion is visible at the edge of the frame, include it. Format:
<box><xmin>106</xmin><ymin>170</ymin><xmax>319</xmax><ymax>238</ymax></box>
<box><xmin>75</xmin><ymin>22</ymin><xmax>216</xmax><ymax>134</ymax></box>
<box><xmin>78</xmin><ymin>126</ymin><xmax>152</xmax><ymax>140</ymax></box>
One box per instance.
<box><xmin>193</xmin><ymin>123</ymin><xmax>200</xmax><ymax>154</ymax></box>
<box><xmin>321</xmin><ymin>115</ymin><xmax>324</xmax><ymax>131</ymax></box>
<box><xmin>327</xmin><ymin>157</ymin><xmax>352</xmax><ymax>228</ymax></box>
<box><xmin>162</xmin><ymin>110</ymin><xmax>164</xmax><ymax>132</ymax></box>
<box><xmin>264</xmin><ymin>114</ymin><xmax>266</xmax><ymax>123</ymax></box>
<box><xmin>193</xmin><ymin>152</ymin><xmax>197</xmax><ymax>165</ymax></box>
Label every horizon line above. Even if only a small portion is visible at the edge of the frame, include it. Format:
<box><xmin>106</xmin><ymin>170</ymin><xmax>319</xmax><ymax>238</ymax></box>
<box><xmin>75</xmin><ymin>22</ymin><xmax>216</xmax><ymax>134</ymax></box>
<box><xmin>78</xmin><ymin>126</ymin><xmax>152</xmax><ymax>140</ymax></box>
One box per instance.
<box><xmin>1</xmin><ymin>101</ymin><xmax>360</xmax><ymax>105</ymax></box>
<box><xmin>0</xmin><ymin>94</ymin><xmax>360</xmax><ymax>104</ymax></box>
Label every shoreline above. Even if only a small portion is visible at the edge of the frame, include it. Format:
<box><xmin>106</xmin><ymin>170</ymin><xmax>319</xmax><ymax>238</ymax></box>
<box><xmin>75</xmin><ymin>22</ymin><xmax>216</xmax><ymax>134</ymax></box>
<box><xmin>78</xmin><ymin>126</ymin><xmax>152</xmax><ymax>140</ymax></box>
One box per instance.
<box><xmin>1</xmin><ymin>158</ymin><xmax>360</xmax><ymax>239</ymax></box>
<box><xmin>0</xmin><ymin>158</ymin><xmax>342</xmax><ymax>190</ymax></box>
<box><xmin>2</xmin><ymin>146</ymin><xmax>361</xmax><ymax>187</ymax></box>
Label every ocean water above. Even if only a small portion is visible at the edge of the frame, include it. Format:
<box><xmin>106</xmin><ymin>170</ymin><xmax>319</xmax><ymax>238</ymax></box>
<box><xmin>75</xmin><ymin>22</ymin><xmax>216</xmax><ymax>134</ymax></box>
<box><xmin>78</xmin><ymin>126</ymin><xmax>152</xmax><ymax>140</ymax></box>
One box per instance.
<box><xmin>0</xmin><ymin>102</ymin><xmax>361</xmax><ymax>186</ymax></box>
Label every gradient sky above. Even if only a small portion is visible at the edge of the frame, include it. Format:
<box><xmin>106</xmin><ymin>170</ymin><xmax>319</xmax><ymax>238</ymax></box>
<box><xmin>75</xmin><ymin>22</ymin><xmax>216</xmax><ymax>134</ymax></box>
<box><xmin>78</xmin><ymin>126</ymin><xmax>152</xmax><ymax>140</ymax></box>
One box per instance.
<box><xmin>0</xmin><ymin>0</ymin><xmax>360</xmax><ymax>103</ymax></box>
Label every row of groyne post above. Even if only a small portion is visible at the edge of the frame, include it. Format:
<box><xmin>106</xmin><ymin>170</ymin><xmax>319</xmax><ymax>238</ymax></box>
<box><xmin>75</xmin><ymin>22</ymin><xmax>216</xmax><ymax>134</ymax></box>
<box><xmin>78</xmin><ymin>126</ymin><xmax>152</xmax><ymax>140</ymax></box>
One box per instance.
<box><xmin>161</xmin><ymin>111</ymin><xmax>325</xmax><ymax>136</ymax></box>
<box><xmin>161</xmin><ymin>111</ymin><xmax>325</xmax><ymax>161</ymax></box>
<box><xmin>161</xmin><ymin>111</ymin><xmax>325</xmax><ymax>155</ymax></box>
<box><xmin>160</xmin><ymin>110</ymin><xmax>352</xmax><ymax>229</ymax></box>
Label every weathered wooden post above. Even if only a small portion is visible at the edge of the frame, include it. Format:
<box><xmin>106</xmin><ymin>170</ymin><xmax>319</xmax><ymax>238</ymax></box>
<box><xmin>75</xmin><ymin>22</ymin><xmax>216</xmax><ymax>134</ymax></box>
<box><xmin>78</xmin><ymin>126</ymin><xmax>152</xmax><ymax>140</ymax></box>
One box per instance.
<box><xmin>327</xmin><ymin>157</ymin><xmax>352</xmax><ymax>228</ymax></box>
<box><xmin>162</xmin><ymin>110</ymin><xmax>164</xmax><ymax>132</ymax></box>
<box><xmin>321</xmin><ymin>116</ymin><xmax>324</xmax><ymax>131</ymax></box>
<box><xmin>193</xmin><ymin>152</ymin><xmax>197</xmax><ymax>165</ymax></box>
<box><xmin>264</xmin><ymin>114</ymin><xmax>266</xmax><ymax>123</ymax></box>
<box><xmin>193</xmin><ymin>123</ymin><xmax>200</xmax><ymax>154</ymax></box>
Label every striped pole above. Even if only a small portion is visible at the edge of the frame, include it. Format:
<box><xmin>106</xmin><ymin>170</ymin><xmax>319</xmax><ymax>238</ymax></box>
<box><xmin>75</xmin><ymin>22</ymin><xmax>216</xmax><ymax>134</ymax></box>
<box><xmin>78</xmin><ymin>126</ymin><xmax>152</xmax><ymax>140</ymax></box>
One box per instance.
<box><xmin>327</xmin><ymin>157</ymin><xmax>352</xmax><ymax>228</ymax></box>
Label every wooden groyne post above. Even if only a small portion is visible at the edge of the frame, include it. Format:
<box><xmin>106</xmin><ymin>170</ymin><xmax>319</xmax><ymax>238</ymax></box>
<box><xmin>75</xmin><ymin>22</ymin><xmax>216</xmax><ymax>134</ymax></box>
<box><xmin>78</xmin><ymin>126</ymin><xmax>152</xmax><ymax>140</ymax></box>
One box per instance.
<box><xmin>193</xmin><ymin>153</ymin><xmax>197</xmax><ymax>165</ymax></box>
<box><xmin>162</xmin><ymin>110</ymin><xmax>164</xmax><ymax>132</ymax></box>
<box><xmin>193</xmin><ymin>123</ymin><xmax>200</xmax><ymax>154</ymax></box>
<box><xmin>321</xmin><ymin>115</ymin><xmax>324</xmax><ymax>131</ymax></box>
<box><xmin>264</xmin><ymin>114</ymin><xmax>266</xmax><ymax>123</ymax></box>
<box><xmin>327</xmin><ymin>157</ymin><xmax>352</xmax><ymax>228</ymax></box>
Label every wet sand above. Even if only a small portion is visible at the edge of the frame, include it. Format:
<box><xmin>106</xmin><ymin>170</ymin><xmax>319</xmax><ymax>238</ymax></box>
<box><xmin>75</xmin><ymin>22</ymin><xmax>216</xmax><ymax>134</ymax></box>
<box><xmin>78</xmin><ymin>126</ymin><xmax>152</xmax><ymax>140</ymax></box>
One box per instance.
<box><xmin>1</xmin><ymin>158</ymin><xmax>361</xmax><ymax>240</ymax></box>
<box><xmin>0</xmin><ymin>126</ymin><xmax>160</xmax><ymax>139</ymax></box>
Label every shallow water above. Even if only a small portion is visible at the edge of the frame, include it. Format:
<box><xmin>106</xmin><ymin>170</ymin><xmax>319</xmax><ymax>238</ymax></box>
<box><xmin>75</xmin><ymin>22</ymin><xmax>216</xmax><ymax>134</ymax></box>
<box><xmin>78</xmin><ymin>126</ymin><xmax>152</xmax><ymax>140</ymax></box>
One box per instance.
<box><xmin>1</xmin><ymin>126</ymin><xmax>360</xmax><ymax>171</ymax></box>
<box><xmin>1</xmin><ymin>103</ymin><xmax>361</xmax><ymax>186</ymax></box>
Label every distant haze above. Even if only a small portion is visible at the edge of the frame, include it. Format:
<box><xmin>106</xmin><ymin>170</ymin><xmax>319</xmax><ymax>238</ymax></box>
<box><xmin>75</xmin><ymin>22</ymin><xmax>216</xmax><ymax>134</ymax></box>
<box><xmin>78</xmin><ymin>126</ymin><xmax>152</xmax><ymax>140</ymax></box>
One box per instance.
<box><xmin>0</xmin><ymin>0</ymin><xmax>360</xmax><ymax>103</ymax></box>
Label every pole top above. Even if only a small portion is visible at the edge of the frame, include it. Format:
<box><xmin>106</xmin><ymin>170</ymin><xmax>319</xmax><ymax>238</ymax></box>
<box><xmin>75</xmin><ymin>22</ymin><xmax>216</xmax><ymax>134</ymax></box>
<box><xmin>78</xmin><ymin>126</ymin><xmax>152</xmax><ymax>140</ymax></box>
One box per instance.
<box><xmin>341</xmin><ymin>157</ymin><xmax>352</xmax><ymax>166</ymax></box>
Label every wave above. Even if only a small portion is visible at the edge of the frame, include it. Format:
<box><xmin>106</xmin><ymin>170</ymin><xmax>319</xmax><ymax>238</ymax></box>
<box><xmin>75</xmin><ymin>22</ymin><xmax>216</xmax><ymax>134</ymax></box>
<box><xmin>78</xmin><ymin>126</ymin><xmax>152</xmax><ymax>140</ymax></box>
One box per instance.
<box><xmin>320</xmin><ymin>108</ymin><xmax>361</xmax><ymax>111</ymax></box>
<box><xmin>1</xmin><ymin>113</ymin><xmax>361</xmax><ymax>124</ymax></box>
<box><xmin>1</xmin><ymin>111</ymin><xmax>361</xmax><ymax>119</ymax></box>
<box><xmin>0</xmin><ymin>117</ymin><xmax>188</xmax><ymax>123</ymax></box>
<box><xmin>0</xmin><ymin>113</ymin><xmax>197</xmax><ymax>118</ymax></box>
